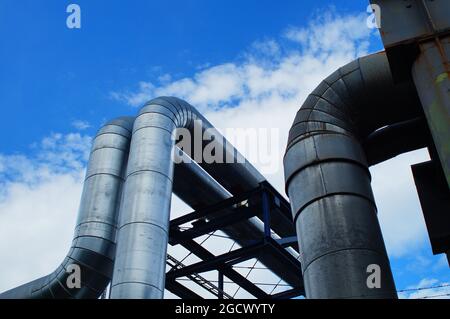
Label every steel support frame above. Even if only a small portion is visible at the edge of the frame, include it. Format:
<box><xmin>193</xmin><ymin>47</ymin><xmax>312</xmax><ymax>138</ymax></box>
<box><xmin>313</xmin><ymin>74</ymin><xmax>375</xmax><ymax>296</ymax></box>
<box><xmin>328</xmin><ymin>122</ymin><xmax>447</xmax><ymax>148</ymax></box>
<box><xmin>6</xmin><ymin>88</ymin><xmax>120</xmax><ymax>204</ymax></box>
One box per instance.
<box><xmin>370</xmin><ymin>0</ymin><xmax>450</xmax><ymax>187</ymax></box>
<box><xmin>166</xmin><ymin>183</ymin><xmax>304</xmax><ymax>299</ymax></box>
<box><xmin>412</xmin><ymin>36</ymin><xmax>450</xmax><ymax>188</ymax></box>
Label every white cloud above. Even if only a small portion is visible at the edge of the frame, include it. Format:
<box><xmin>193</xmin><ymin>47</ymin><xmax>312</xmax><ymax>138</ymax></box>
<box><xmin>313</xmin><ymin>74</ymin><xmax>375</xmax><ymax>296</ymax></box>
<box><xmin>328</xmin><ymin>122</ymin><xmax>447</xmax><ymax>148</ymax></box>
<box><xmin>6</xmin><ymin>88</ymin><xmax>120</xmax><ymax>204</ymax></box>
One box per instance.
<box><xmin>399</xmin><ymin>278</ymin><xmax>450</xmax><ymax>299</ymax></box>
<box><xmin>109</xmin><ymin>10</ymin><xmax>374</xmax><ymax>190</ymax></box>
<box><xmin>0</xmin><ymin>133</ymin><xmax>89</xmax><ymax>292</ymax></box>
<box><xmin>284</xmin><ymin>11</ymin><xmax>372</xmax><ymax>57</ymax></box>
<box><xmin>111</xmin><ymin>12</ymin><xmax>372</xmax><ymax>110</ymax></box>
<box><xmin>0</xmin><ymin>133</ymin><xmax>90</xmax><ymax>188</ymax></box>
<box><xmin>71</xmin><ymin>120</ymin><xmax>91</xmax><ymax>131</ymax></box>
<box><xmin>1</xmin><ymin>10</ymin><xmax>443</xmax><ymax>298</ymax></box>
<box><xmin>109</xmin><ymin>10</ymin><xmax>440</xmax><ymax>271</ymax></box>
<box><xmin>371</xmin><ymin>149</ymin><xmax>431</xmax><ymax>258</ymax></box>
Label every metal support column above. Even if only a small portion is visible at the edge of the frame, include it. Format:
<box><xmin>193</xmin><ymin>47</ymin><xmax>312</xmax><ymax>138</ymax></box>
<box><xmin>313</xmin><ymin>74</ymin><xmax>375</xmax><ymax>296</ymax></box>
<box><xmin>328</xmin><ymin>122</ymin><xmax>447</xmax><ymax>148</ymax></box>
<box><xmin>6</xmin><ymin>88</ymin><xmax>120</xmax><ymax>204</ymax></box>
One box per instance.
<box><xmin>218</xmin><ymin>272</ymin><xmax>224</xmax><ymax>299</ymax></box>
<box><xmin>412</xmin><ymin>36</ymin><xmax>450</xmax><ymax>188</ymax></box>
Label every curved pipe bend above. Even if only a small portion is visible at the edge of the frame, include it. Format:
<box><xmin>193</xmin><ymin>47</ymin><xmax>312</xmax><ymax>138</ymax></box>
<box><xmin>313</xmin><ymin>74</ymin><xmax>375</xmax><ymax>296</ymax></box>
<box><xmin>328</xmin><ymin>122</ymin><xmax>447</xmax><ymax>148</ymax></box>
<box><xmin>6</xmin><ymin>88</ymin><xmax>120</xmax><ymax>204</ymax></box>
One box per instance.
<box><xmin>110</xmin><ymin>97</ymin><xmax>270</xmax><ymax>298</ymax></box>
<box><xmin>2</xmin><ymin>97</ymin><xmax>300</xmax><ymax>299</ymax></box>
<box><xmin>140</xmin><ymin>96</ymin><xmax>266</xmax><ymax>193</ymax></box>
<box><xmin>0</xmin><ymin>117</ymin><xmax>135</xmax><ymax>299</ymax></box>
<box><xmin>284</xmin><ymin>52</ymin><xmax>426</xmax><ymax>299</ymax></box>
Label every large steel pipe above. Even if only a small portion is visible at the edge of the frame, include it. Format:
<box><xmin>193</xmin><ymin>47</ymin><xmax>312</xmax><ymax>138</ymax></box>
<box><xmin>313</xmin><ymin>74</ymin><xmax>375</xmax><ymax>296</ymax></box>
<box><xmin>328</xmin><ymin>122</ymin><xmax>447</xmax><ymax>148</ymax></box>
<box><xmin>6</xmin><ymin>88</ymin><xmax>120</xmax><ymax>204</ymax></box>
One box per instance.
<box><xmin>0</xmin><ymin>117</ymin><xmax>134</xmax><ymax>299</ymax></box>
<box><xmin>110</xmin><ymin>97</ymin><xmax>271</xmax><ymax>299</ymax></box>
<box><xmin>284</xmin><ymin>52</ymin><xmax>425</xmax><ymax>298</ymax></box>
<box><xmin>173</xmin><ymin>153</ymin><xmax>302</xmax><ymax>290</ymax></box>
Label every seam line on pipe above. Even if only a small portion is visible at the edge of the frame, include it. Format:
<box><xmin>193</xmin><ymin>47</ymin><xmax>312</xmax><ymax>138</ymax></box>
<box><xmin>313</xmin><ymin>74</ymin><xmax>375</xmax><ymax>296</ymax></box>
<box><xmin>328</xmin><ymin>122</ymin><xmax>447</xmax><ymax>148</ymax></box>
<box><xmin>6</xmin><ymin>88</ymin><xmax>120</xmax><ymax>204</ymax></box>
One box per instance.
<box><xmin>72</xmin><ymin>235</ymin><xmax>116</xmax><ymax>247</ymax></box>
<box><xmin>45</xmin><ymin>283</ymin><xmax>55</xmax><ymax>299</ymax></box>
<box><xmin>40</xmin><ymin>268</ymin><xmax>68</xmax><ymax>297</ymax></box>
<box><xmin>99</xmin><ymin>123</ymin><xmax>133</xmax><ymax>134</ymax></box>
<box><xmin>75</xmin><ymin>220</ymin><xmax>118</xmax><ymax>231</ymax></box>
<box><xmin>58</xmin><ymin>259</ymin><xmax>105</xmax><ymax>295</ymax></box>
<box><xmin>70</xmin><ymin>243</ymin><xmax>115</xmax><ymax>262</ymax></box>
<box><xmin>298</xmin><ymin>104</ymin><xmax>349</xmax><ymax>128</ymax></box>
<box><xmin>76</xmin><ymin>220</ymin><xmax>117</xmax><ymax>228</ymax></box>
<box><xmin>285</xmin><ymin>158</ymin><xmax>372</xmax><ymax>191</ymax></box>
<box><xmin>135</xmin><ymin>110</ymin><xmax>177</xmax><ymax>126</ymax></box>
<box><xmin>290</xmin><ymin>116</ymin><xmax>353</xmax><ymax>139</ymax></box>
<box><xmin>68</xmin><ymin>247</ymin><xmax>114</xmax><ymax>268</ymax></box>
<box><xmin>323</xmin><ymin>65</ymin><xmax>357</xmax><ymax>87</ymax></box>
<box><xmin>306</xmin><ymin>95</ymin><xmax>352</xmax><ymax>123</ymax></box>
<box><xmin>139</xmin><ymin>104</ymin><xmax>179</xmax><ymax>124</ymax></box>
<box><xmin>126</xmin><ymin>169</ymin><xmax>173</xmax><ymax>182</ymax></box>
<box><xmin>109</xmin><ymin>123</ymin><xmax>133</xmax><ymax>133</ymax></box>
<box><xmin>170</xmin><ymin>99</ymin><xmax>187</xmax><ymax>127</ymax></box>
<box><xmin>302</xmin><ymin>247</ymin><xmax>391</xmax><ymax>275</ymax></box>
<box><xmin>118</xmin><ymin>221</ymin><xmax>168</xmax><ymax>234</ymax></box>
<box><xmin>90</xmin><ymin>145</ymin><xmax>129</xmax><ymax>155</ymax></box>
<box><xmin>54</xmin><ymin>277</ymin><xmax>74</xmax><ymax>298</ymax></box>
<box><xmin>66</xmin><ymin>253</ymin><xmax>112</xmax><ymax>279</ymax></box>
<box><xmin>157</xmin><ymin>98</ymin><xmax>184</xmax><ymax>124</ymax></box>
<box><xmin>319</xmin><ymin>80</ymin><xmax>353</xmax><ymax>116</ymax></box>
<box><xmin>132</xmin><ymin>124</ymin><xmax>174</xmax><ymax>137</ymax></box>
<box><xmin>165</xmin><ymin>98</ymin><xmax>189</xmax><ymax>127</ymax></box>
<box><xmin>339</xmin><ymin>68</ymin><xmax>359</xmax><ymax>113</ymax></box>
<box><xmin>287</xmin><ymin>122</ymin><xmax>354</xmax><ymax>148</ymax></box>
<box><xmin>94</xmin><ymin>131</ymin><xmax>131</xmax><ymax>141</ymax></box>
<box><xmin>146</xmin><ymin>100</ymin><xmax>182</xmax><ymax>120</ymax></box>
<box><xmin>284</xmin><ymin>130</ymin><xmax>359</xmax><ymax>159</ymax></box>
<box><xmin>84</xmin><ymin>172</ymin><xmax>125</xmax><ymax>182</ymax></box>
<box><xmin>35</xmin><ymin>269</ymin><xmax>73</xmax><ymax>298</ymax></box>
<box><xmin>35</xmin><ymin>280</ymin><xmax>56</xmax><ymax>299</ymax></box>
<box><xmin>357</xmin><ymin>58</ymin><xmax>367</xmax><ymax>94</ymax></box>
<box><xmin>155</xmin><ymin>97</ymin><xmax>185</xmax><ymax>124</ymax></box>
<box><xmin>292</xmin><ymin>192</ymin><xmax>377</xmax><ymax>224</ymax></box>
<box><xmin>286</xmin><ymin>129</ymin><xmax>355</xmax><ymax>153</ymax></box>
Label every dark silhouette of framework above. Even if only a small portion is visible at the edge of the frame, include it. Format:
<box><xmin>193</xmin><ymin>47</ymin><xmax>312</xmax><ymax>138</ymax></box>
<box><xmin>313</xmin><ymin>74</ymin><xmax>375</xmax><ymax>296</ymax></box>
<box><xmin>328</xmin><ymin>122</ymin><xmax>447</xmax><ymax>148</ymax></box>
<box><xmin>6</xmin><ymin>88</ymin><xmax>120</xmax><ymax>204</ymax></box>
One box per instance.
<box><xmin>165</xmin><ymin>182</ymin><xmax>305</xmax><ymax>299</ymax></box>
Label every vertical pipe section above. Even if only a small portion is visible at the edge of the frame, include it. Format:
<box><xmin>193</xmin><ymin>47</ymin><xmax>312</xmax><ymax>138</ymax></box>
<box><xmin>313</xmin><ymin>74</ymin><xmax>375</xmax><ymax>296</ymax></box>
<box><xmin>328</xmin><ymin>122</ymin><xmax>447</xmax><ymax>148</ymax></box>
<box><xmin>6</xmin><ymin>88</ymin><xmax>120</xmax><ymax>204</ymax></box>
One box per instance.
<box><xmin>284</xmin><ymin>135</ymin><xmax>395</xmax><ymax>298</ymax></box>
<box><xmin>412</xmin><ymin>36</ymin><xmax>450</xmax><ymax>188</ymax></box>
<box><xmin>284</xmin><ymin>53</ymin><xmax>403</xmax><ymax>298</ymax></box>
<box><xmin>110</xmin><ymin>99</ymin><xmax>183</xmax><ymax>298</ymax></box>
<box><xmin>0</xmin><ymin>117</ymin><xmax>134</xmax><ymax>299</ymax></box>
<box><xmin>110</xmin><ymin>96</ymin><xmax>282</xmax><ymax>299</ymax></box>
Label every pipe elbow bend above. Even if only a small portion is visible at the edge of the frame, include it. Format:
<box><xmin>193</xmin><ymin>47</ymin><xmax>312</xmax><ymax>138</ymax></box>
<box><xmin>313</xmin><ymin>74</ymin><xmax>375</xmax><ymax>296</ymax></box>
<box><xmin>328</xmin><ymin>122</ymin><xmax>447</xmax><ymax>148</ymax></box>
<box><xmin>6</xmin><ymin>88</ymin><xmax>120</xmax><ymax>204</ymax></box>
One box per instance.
<box><xmin>282</xmin><ymin>52</ymin><xmax>414</xmax><ymax>298</ymax></box>
<box><xmin>0</xmin><ymin>117</ymin><xmax>134</xmax><ymax>299</ymax></box>
<box><xmin>284</xmin><ymin>55</ymin><xmax>374</xmax><ymax>217</ymax></box>
<box><xmin>284</xmin><ymin>51</ymin><xmax>424</xmax><ymax>219</ymax></box>
<box><xmin>136</xmin><ymin>96</ymin><xmax>199</xmax><ymax>130</ymax></box>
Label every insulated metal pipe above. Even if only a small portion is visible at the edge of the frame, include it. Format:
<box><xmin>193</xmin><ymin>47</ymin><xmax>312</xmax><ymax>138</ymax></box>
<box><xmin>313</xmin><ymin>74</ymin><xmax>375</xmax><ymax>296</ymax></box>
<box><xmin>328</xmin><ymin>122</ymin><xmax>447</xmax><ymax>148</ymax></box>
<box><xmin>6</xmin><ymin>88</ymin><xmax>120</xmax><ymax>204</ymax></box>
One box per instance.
<box><xmin>109</xmin><ymin>97</ymin><xmax>269</xmax><ymax>299</ymax></box>
<box><xmin>284</xmin><ymin>52</ymin><xmax>425</xmax><ymax>299</ymax></box>
<box><xmin>364</xmin><ymin>117</ymin><xmax>429</xmax><ymax>166</ymax></box>
<box><xmin>173</xmin><ymin>152</ymin><xmax>302</xmax><ymax>289</ymax></box>
<box><xmin>2</xmin><ymin>110</ymin><xmax>300</xmax><ymax>298</ymax></box>
<box><xmin>0</xmin><ymin>117</ymin><xmax>134</xmax><ymax>299</ymax></box>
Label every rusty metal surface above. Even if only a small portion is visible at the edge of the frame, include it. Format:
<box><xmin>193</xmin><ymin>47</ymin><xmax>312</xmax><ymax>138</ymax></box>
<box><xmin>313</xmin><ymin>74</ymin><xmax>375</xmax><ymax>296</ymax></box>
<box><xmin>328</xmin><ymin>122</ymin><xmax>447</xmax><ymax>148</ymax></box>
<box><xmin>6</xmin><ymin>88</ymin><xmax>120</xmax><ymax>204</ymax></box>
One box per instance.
<box><xmin>412</xmin><ymin>160</ymin><xmax>450</xmax><ymax>258</ymax></box>
<box><xmin>284</xmin><ymin>52</ymin><xmax>405</xmax><ymax>299</ymax></box>
<box><xmin>412</xmin><ymin>36</ymin><xmax>450</xmax><ymax>188</ymax></box>
<box><xmin>370</xmin><ymin>0</ymin><xmax>450</xmax><ymax>82</ymax></box>
<box><xmin>370</xmin><ymin>0</ymin><xmax>450</xmax><ymax>48</ymax></box>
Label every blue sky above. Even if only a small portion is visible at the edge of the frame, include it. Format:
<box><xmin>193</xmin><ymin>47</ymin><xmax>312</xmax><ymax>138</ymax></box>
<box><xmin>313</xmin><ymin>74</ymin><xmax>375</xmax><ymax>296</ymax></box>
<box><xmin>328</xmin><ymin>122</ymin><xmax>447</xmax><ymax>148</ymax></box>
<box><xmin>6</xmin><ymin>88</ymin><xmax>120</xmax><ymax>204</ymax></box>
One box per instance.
<box><xmin>0</xmin><ymin>0</ymin><xmax>379</xmax><ymax>154</ymax></box>
<box><xmin>0</xmin><ymin>0</ymin><xmax>448</xmax><ymax>298</ymax></box>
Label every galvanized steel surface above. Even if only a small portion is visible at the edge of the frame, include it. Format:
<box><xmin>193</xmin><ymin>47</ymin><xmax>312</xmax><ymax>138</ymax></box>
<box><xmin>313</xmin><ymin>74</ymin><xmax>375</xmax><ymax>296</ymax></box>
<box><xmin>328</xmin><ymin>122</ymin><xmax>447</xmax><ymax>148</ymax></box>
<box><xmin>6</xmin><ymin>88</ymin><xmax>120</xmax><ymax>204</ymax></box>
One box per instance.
<box><xmin>0</xmin><ymin>117</ymin><xmax>134</xmax><ymax>299</ymax></box>
<box><xmin>284</xmin><ymin>52</ymin><xmax>425</xmax><ymax>298</ymax></box>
